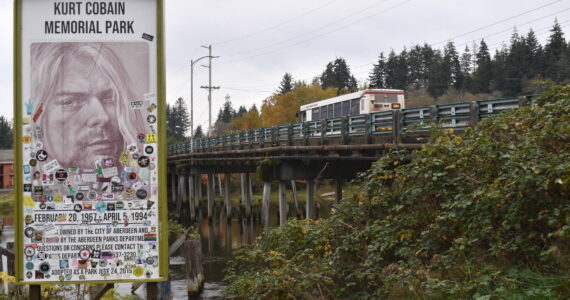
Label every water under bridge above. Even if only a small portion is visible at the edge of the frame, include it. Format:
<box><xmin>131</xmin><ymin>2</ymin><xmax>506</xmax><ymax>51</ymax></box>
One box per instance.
<box><xmin>166</xmin><ymin>96</ymin><xmax>530</xmax><ymax>226</ymax></box>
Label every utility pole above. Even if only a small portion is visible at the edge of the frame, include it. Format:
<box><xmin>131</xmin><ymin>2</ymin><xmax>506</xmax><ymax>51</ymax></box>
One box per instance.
<box><xmin>190</xmin><ymin>47</ymin><xmax>218</xmax><ymax>150</ymax></box>
<box><xmin>200</xmin><ymin>45</ymin><xmax>219</xmax><ymax>136</ymax></box>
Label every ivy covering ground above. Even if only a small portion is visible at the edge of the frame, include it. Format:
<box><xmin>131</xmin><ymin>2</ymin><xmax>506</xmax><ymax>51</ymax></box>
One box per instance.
<box><xmin>223</xmin><ymin>86</ymin><xmax>570</xmax><ymax>299</ymax></box>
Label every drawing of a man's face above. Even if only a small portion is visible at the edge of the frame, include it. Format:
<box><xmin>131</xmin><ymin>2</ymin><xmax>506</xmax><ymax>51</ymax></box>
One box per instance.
<box><xmin>44</xmin><ymin>54</ymin><xmax>123</xmax><ymax>169</ymax></box>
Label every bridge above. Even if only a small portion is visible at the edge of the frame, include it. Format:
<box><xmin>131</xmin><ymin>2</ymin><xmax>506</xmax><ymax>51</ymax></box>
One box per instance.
<box><xmin>166</xmin><ymin>96</ymin><xmax>530</xmax><ymax>226</ymax></box>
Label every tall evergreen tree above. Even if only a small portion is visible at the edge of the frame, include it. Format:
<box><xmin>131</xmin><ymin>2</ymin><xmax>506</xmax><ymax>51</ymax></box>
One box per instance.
<box><xmin>525</xmin><ymin>29</ymin><xmax>544</xmax><ymax>79</ymax></box>
<box><xmin>369</xmin><ymin>52</ymin><xmax>387</xmax><ymax>88</ymax></box>
<box><xmin>172</xmin><ymin>97</ymin><xmax>190</xmax><ymax>141</ymax></box>
<box><xmin>444</xmin><ymin>42</ymin><xmax>463</xmax><ymax>90</ymax></box>
<box><xmin>544</xmin><ymin>19</ymin><xmax>567</xmax><ymax>81</ymax></box>
<box><xmin>277</xmin><ymin>73</ymin><xmax>294</xmax><ymax>95</ymax></box>
<box><xmin>385</xmin><ymin>49</ymin><xmax>409</xmax><ymax>89</ymax></box>
<box><xmin>502</xmin><ymin>30</ymin><xmax>526</xmax><ymax>95</ymax></box>
<box><xmin>0</xmin><ymin>116</ymin><xmax>13</xmax><ymax>149</ymax></box>
<box><xmin>217</xmin><ymin>97</ymin><xmax>235</xmax><ymax>123</ymax></box>
<box><xmin>473</xmin><ymin>39</ymin><xmax>493</xmax><ymax>93</ymax></box>
<box><xmin>320</xmin><ymin>57</ymin><xmax>357</xmax><ymax>94</ymax></box>
<box><xmin>427</xmin><ymin>51</ymin><xmax>448</xmax><ymax>98</ymax></box>
<box><xmin>236</xmin><ymin>105</ymin><xmax>247</xmax><ymax>117</ymax></box>
<box><xmin>194</xmin><ymin>125</ymin><xmax>204</xmax><ymax>139</ymax></box>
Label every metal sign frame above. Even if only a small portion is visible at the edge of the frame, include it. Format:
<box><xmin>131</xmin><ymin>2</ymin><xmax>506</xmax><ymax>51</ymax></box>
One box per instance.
<box><xmin>14</xmin><ymin>0</ymin><xmax>168</xmax><ymax>284</ymax></box>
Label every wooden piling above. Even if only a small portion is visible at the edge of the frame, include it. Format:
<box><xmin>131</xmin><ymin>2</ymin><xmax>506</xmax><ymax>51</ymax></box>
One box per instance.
<box><xmin>207</xmin><ymin>174</ymin><xmax>215</xmax><ymax>218</ymax></box>
<box><xmin>217</xmin><ymin>174</ymin><xmax>223</xmax><ymax>200</ymax></box>
<box><xmin>224</xmin><ymin>174</ymin><xmax>231</xmax><ymax>217</ymax></box>
<box><xmin>240</xmin><ymin>173</ymin><xmax>246</xmax><ymax>209</ymax></box>
<box><xmin>194</xmin><ymin>176</ymin><xmax>201</xmax><ymax>211</ymax></box>
<box><xmin>176</xmin><ymin>176</ymin><xmax>184</xmax><ymax>219</ymax></box>
<box><xmin>291</xmin><ymin>180</ymin><xmax>299</xmax><ymax>216</ymax></box>
<box><xmin>188</xmin><ymin>175</ymin><xmax>196</xmax><ymax>221</ymax></box>
<box><xmin>170</xmin><ymin>172</ymin><xmax>177</xmax><ymax>211</ymax></box>
<box><xmin>306</xmin><ymin>179</ymin><xmax>315</xmax><ymax>219</ymax></box>
<box><xmin>262</xmin><ymin>182</ymin><xmax>271</xmax><ymax>228</ymax></box>
<box><xmin>279</xmin><ymin>181</ymin><xmax>288</xmax><ymax>226</ymax></box>
<box><xmin>245</xmin><ymin>173</ymin><xmax>252</xmax><ymax>218</ymax></box>
<box><xmin>335</xmin><ymin>178</ymin><xmax>344</xmax><ymax>203</ymax></box>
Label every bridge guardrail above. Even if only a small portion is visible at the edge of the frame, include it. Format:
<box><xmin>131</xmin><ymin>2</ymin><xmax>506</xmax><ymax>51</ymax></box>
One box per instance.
<box><xmin>167</xmin><ymin>97</ymin><xmax>529</xmax><ymax>155</ymax></box>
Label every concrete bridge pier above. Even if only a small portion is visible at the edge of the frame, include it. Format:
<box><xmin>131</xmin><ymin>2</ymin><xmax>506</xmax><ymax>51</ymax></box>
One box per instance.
<box><xmin>279</xmin><ymin>181</ymin><xmax>288</xmax><ymax>225</ymax></box>
<box><xmin>207</xmin><ymin>173</ymin><xmax>215</xmax><ymax>219</ymax></box>
<box><xmin>262</xmin><ymin>182</ymin><xmax>271</xmax><ymax>228</ymax></box>
<box><xmin>306</xmin><ymin>179</ymin><xmax>315</xmax><ymax>219</ymax></box>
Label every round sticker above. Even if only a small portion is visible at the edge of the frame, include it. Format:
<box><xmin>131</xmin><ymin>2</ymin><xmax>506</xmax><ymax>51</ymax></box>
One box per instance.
<box><xmin>145</xmin><ymin>145</ymin><xmax>154</xmax><ymax>154</ymax></box>
<box><xmin>136</xmin><ymin>189</ymin><xmax>147</xmax><ymax>199</ymax></box>
<box><xmin>137</xmin><ymin>134</ymin><xmax>145</xmax><ymax>143</ymax></box>
<box><xmin>76</xmin><ymin>192</ymin><xmax>84</xmax><ymax>201</ymax></box>
<box><xmin>78</xmin><ymin>249</ymin><xmax>90</xmax><ymax>260</ymax></box>
<box><xmin>39</xmin><ymin>203</ymin><xmax>46</xmax><ymax>209</ymax></box>
<box><xmin>137</xmin><ymin>156</ymin><xmax>150</xmax><ymax>168</ymax></box>
<box><xmin>100</xmin><ymin>260</ymin><xmax>108</xmax><ymax>267</ymax></box>
<box><xmin>74</xmin><ymin>204</ymin><xmax>82</xmax><ymax>212</ymax></box>
<box><xmin>29</xmin><ymin>159</ymin><xmax>37</xmax><ymax>167</ymax></box>
<box><xmin>88</xmin><ymin>191</ymin><xmax>97</xmax><ymax>200</ymax></box>
<box><xmin>26</xmin><ymin>271</ymin><xmax>33</xmax><ymax>279</ymax></box>
<box><xmin>145</xmin><ymin>257</ymin><xmax>155</xmax><ymax>265</ymax></box>
<box><xmin>36</xmin><ymin>150</ymin><xmax>48</xmax><ymax>161</ymax></box>
<box><xmin>22</xmin><ymin>136</ymin><xmax>32</xmax><ymax>144</ymax></box>
<box><xmin>148</xmin><ymin>163</ymin><xmax>156</xmax><ymax>170</ymax></box>
<box><xmin>26</xmin><ymin>262</ymin><xmax>34</xmax><ymax>270</ymax></box>
<box><xmin>35</xmin><ymin>141</ymin><xmax>43</xmax><ymax>149</ymax></box>
<box><xmin>55</xmin><ymin>169</ymin><xmax>68</xmax><ymax>182</ymax></box>
<box><xmin>25</xmin><ymin>246</ymin><xmax>36</xmax><ymax>256</ymax></box>
<box><xmin>128</xmin><ymin>172</ymin><xmax>137</xmax><ymax>180</ymax></box>
<box><xmin>127</xmin><ymin>144</ymin><xmax>138</xmax><ymax>154</ymax></box>
<box><xmin>39</xmin><ymin>262</ymin><xmax>51</xmax><ymax>273</ymax></box>
<box><xmin>147</xmin><ymin>115</ymin><xmax>156</xmax><ymax>124</ymax></box>
<box><xmin>25</xmin><ymin>227</ymin><xmax>35</xmax><ymax>238</ymax></box>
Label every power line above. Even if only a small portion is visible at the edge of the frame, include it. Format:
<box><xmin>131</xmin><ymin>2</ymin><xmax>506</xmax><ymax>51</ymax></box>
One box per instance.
<box><xmin>220</xmin><ymin>0</ymin><xmax>413</xmax><ymax>64</ymax></box>
<box><xmin>213</xmin><ymin>0</ymin><xmax>338</xmax><ymax>46</ymax></box>
<box><xmin>220</xmin><ymin>0</ymin><xmax>393</xmax><ymax>58</ymax></box>
<box><xmin>433</xmin><ymin>0</ymin><xmax>562</xmax><ymax>46</ymax></box>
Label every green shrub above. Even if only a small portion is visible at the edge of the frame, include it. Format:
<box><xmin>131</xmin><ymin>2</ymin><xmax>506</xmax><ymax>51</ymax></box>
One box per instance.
<box><xmin>224</xmin><ymin>86</ymin><xmax>570</xmax><ymax>299</ymax></box>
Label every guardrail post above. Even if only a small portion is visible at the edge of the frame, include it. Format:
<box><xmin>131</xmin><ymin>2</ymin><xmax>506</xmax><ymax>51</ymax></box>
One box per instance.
<box><xmin>364</xmin><ymin>114</ymin><xmax>372</xmax><ymax>144</ymax></box>
<box><xmin>518</xmin><ymin>96</ymin><xmax>529</xmax><ymax>107</ymax></box>
<box><xmin>341</xmin><ymin>117</ymin><xmax>348</xmax><ymax>145</ymax></box>
<box><xmin>287</xmin><ymin>124</ymin><xmax>293</xmax><ymax>146</ymax></box>
<box><xmin>391</xmin><ymin>110</ymin><xmax>401</xmax><ymax>142</ymax></box>
<box><xmin>248</xmin><ymin>130</ymin><xmax>254</xmax><ymax>148</ymax></box>
<box><xmin>303</xmin><ymin>123</ymin><xmax>309</xmax><ymax>146</ymax></box>
<box><xmin>469</xmin><ymin>101</ymin><xmax>480</xmax><ymax>127</ymax></box>
<box><xmin>430</xmin><ymin>105</ymin><xmax>439</xmax><ymax>123</ymax></box>
<box><xmin>272</xmin><ymin>126</ymin><xmax>277</xmax><ymax>146</ymax></box>
<box><xmin>320</xmin><ymin>120</ymin><xmax>327</xmax><ymax>145</ymax></box>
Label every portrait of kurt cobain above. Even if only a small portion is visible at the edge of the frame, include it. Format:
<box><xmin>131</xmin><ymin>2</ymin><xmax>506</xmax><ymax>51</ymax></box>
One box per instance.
<box><xmin>30</xmin><ymin>42</ymin><xmax>152</xmax><ymax>171</ymax></box>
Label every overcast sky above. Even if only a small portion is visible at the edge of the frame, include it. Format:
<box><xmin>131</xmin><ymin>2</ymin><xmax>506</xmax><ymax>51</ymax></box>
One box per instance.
<box><xmin>1</xmin><ymin>0</ymin><xmax>569</xmax><ymax>132</ymax></box>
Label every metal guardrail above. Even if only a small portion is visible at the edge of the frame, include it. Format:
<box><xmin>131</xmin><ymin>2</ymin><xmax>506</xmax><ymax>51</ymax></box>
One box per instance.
<box><xmin>168</xmin><ymin>97</ymin><xmax>528</xmax><ymax>155</ymax></box>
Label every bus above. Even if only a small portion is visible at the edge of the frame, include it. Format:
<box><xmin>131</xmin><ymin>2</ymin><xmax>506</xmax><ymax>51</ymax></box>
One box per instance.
<box><xmin>298</xmin><ymin>89</ymin><xmax>405</xmax><ymax>122</ymax></box>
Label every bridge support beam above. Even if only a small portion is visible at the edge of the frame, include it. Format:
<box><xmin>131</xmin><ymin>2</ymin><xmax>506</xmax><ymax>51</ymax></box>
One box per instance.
<box><xmin>291</xmin><ymin>180</ymin><xmax>299</xmax><ymax>217</ymax></box>
<box><xmin>207</xmin><ymin>174</ymin><xmax>215</xmax><ymax>218</ymax></box>
<box><xmin>240</xmin><ymin>173</ymin><xmax>246</xmax><ymax>215</ymax></box>
<box><xmin>279</xmin><ymin>181</ymin><xmax>288</xmax><ymax>226</ymax></box>
<box><xmin>224</xmin><ymin>174</ymin><xmax>231</xmax><ymax>218</ymax></box>
<box><xmin>262</xmin><ymin>182</ymin><xmax>271</xmax><ymax>228</ymax></box>
<box><xmin>193</xmin><ymin>175</ymin><xmax>201</xmax><ymax>214</ymax></box>
<box><xmin>170</xmin><ymin>171</ymin><xmax>177</xmax><ymax>213</ymax></box>
<box><xmin>306</xmin><ymin>179</ymin><xmax>315</xmax><ymax>219</ymax></box>
<box><xmin>246</xmin><ymin>173</ymin><xmax>253</xmax><ymax>218</ymax></box>
<box><xmin>335</xmin><ymin>178</ymin><xmax>343</xmax><ymax>203</ymax></box>
<box><xmin>189</xmin><ymin>175</ymin><xmax>196</xmax><ymax>221</ymax></box>
<box><xmin>177</xmin><ymin>175</ymin><xmax>185</xmax><ymax>219</ymax></box>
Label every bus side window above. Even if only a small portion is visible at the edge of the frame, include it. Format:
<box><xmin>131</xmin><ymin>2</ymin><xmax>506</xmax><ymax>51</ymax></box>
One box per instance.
<box><xmin>312</xmin><ymin>108</ymin><xmax>320</xmax><ymax>121</ymax></box>
<box><xmin>351</xmin><ymin>99</ymin><xmax>359</xmax><ymax>115</ymax></box>
<box><xmin>342</xmin><ymin>100</ymin><xmax>350</xmax><ymax>116</ymax></box>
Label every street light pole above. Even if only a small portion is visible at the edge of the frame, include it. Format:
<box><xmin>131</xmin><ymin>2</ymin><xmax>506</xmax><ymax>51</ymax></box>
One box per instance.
<box><xmin>200</xmin><ymin>45</ymin><xmax>219</xmax><ymax>137</ymax></box>
<box><xmin>190</xmin><ymin>52</ymin><xmax>217</xmax><ymax>151</ymax></box>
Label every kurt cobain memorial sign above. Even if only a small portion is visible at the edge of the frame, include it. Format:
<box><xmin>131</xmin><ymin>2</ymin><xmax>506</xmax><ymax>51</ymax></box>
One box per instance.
<box><xmin>14</xmin><ymin>0</ymin><xmax>168</xmax><ymax>284</ymax></box>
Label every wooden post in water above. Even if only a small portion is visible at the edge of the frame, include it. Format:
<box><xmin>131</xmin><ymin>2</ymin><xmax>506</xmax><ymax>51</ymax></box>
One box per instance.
<box><xmin>207</xmin><ymin>174</ymin><xmax>215</xmax><ymax>218</ymax></box>
<box><xmin>245</xmin><ymin>173</ymin><xmax>252</xmax><ymax>218</ymax></box>
<box><xmin>197</xmin><ymin>175</ymin><xmax>203</xmax><ymax>202</ymax></box>
<box><xmin>262</xmin><ymin>182</ymin><xmax>271</xmax><ymax>228</ymax></box>
<box><xmin>176</xmin><ymin>175</ymin><xmax>184</xmax><ymax>219</ymax></box>
<box><xmin>291</xmin><ymin>180</ymin><xmax>299</xmax><ymax>216</ymax></box>
<box><xmin>224</xmin><ymin>174</ymin><xmax>231</xmax><ymax>217</ymax></box>
<box><xmin>335</xmin><ymin>178</ymin><xmax>343</xmax><ymax>203</ymax></box>
<box><xmin>217</xmin><ymin>174</ymin><xmax>223</xmax><ymax>200</ymax></box>
<box><xmin>306</xmin><ymin>179</ymin><xmax>315</xmax><ymax>219</ymax></box>
<box><xmin>188</xmin><ymin>175</ymin><xmax>196</xmax><ymax>221</ymax></box>
<box><xmin>279</xmin><ymin>181</ymin><xmax>288</xmax><ymax>226</ymax></box>
<box><xmin>239</xmin><ymin>173</ymin><xmax>246</xmax><ymax>214</ymax></box>
<box><xmin>170</xmin><ymin>171</ymin><xmax>177</xmax><ymax>211</ymax></box>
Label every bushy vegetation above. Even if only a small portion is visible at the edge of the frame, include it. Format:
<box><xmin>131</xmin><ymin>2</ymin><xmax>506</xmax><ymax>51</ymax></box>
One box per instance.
<box><xmin>223</xmin><ymin>86</ymin><xmax>570</xmax><ymax>299</ymax></box>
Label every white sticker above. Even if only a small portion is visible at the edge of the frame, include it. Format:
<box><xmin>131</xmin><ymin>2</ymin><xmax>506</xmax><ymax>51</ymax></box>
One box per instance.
<box><xmin>43</xmin><ymin>159</ymin><xmax>60</xmax><ymax>174</ymax></box>
<box><xmin>81</xmin><ymin>173</ymin><xmax>97</xmax><ymax>183</ymax></box>
<box><xmin>102</xmin><ymin>167</ymin><xmax>118</xmax><ymax>178</ymax></box>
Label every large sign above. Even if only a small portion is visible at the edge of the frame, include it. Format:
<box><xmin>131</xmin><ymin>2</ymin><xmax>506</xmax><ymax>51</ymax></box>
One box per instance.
<box><xmin>14</xmin><ymin>0</ymin><xmax>168</xmax><ymax>283</ymax></box>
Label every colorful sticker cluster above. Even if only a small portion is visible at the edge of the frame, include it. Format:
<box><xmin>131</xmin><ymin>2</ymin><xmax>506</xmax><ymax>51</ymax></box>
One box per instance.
<box><xmin>21</xmin><ymin>91</ymin><xmax>161</xmax><ymax>282</ymax></box>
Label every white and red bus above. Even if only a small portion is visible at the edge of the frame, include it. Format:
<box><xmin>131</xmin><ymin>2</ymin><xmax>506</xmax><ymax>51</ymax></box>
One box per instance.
<box><xmin>299</xmin><ymin>89</ymin><xmax>405</xmax><ymax>122</ymax></box>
